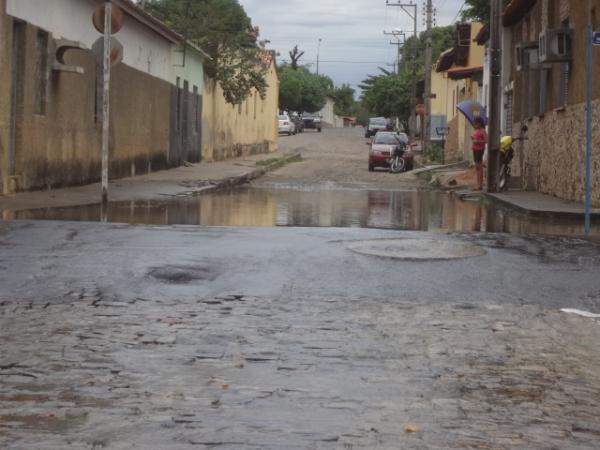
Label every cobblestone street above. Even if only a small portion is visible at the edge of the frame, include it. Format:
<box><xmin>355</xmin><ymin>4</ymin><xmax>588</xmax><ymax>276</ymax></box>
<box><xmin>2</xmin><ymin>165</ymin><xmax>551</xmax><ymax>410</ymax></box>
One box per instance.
<box><xmin>1</xmin><ymin>221</ymin><xmax>600</xmax><ymax>449</ymax></box>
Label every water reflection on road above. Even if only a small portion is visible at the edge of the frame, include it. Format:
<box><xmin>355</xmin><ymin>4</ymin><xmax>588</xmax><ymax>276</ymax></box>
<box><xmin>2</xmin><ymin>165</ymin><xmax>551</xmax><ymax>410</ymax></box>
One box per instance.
<box><xmin>5</xmin><ymin>187</ymin><xmax>598</xmax><ymax>238</ymax></box>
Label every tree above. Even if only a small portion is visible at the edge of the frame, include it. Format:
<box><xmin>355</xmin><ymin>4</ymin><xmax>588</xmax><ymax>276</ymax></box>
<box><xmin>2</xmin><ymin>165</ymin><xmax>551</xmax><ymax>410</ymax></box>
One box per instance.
<box><xmin>399</xmin><ymin>26</ymin><xmax>455</xmax><ymax>72</ymax></box>
<box><xmin>461</xmin><ymin>0</ymin><xmax>511</xmax><ymax>24</ymax></box>
<box><xmin>289</xmin><ymin>46</ymin><xmax>305</xmax><ymax>69</ymax></box>
<box><xmin>360</xmin><ymin>69</ymin><xmax>414</xmax><ymax>131</ymax></box>
<box><xmin>331</xmin><ymin>84</ymin><xmax>355</xmax><ymax>117</ymax></box>
<box><xmin>144</xmin><ymin>0</ymin><xmax>267</xmax><ymax>105</ymax></box>
<box><xmin>278</xmin><ymin>66</ymin><xmax>330</xmax><ymax>113</ymax></box>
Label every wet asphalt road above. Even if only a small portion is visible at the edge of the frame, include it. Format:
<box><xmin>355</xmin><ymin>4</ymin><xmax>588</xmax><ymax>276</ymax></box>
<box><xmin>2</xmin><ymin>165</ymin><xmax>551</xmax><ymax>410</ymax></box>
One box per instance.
<box><xmin>2</xmin><ymin>221</ymin><xmax>600</xmax><ymax>449</ymax></box>
<box><xmin>2</xmin><ymin>129</ymin><xmax>600</xmax><ymax>449</ymax></box>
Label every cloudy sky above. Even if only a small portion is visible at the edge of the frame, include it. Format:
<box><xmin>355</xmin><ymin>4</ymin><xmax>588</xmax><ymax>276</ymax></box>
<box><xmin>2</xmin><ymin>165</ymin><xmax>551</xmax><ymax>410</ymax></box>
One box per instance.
<box><xmin>239</xmin><ymin>0</ymin><xmax>465</xmax><ymax>93</ymax></box>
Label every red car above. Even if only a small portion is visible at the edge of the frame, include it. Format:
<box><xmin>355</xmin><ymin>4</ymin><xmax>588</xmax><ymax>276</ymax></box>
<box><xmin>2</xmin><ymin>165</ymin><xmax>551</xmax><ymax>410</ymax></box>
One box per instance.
<box><xmin>367</xmin><ymin>131</ymin><xmax>413</xmax><ymax>172</ymax></box>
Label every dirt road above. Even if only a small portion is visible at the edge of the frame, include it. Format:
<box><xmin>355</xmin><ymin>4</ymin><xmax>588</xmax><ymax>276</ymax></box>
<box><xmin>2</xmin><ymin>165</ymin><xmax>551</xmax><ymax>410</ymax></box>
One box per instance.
<box><xmin>260</xmin><ymin>127</ymin><xmax>428</xmax><ymax>190</ymax></box>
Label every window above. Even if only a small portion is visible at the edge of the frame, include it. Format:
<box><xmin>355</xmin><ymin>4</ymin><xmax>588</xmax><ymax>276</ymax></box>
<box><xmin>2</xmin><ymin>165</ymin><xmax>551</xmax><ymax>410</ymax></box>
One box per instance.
<box><xmin>34</xmin><ymin>30</ymin><xmax>48</xmax><ymax>115</ymax></box>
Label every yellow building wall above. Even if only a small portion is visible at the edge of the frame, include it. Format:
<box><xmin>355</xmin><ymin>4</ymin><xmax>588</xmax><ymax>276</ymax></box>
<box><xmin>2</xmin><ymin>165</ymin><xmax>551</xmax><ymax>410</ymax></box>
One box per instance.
<box><xmin>201</xmin><ymin>60</ymin><xmax>279</xmax><ymax>162</ymax></box>
<box><xmin>468</xmin><ymin>23</ymin><xmax>485</xmax><ymax>68</ymax></box>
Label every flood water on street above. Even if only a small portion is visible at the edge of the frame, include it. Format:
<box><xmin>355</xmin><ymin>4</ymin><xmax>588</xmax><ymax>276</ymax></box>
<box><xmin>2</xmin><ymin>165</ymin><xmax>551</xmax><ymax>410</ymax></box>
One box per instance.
<box><xmin>5</xmin><ymin>187</ymin><xmax>599</xmax><ymax>239</ymax></box>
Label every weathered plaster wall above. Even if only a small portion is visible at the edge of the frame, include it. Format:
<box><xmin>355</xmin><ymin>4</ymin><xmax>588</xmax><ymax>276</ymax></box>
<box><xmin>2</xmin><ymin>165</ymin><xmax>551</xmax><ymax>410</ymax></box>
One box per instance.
<box><xmin>6</xmin><ymin>21</ymin><xmax>172</xmax><ymax>192</ymax></box>
<box><xmin>6</xmin><ymin>0</ymin><xmax>174</xmax><ymax>82</ymax></box>
<box><xmin>513</xmin><ymin>99</ymin><xmax>600</xmax><ymax>206</ymax></box>
<box><xmin>201</xmin><ymin>62</ymin><xmax>278</xmax><ymax>161</ymax></box>
<box><xmin>0</xmin><ymin>0</ymin><xmax>10</xmax><ymax>192</ymax></box>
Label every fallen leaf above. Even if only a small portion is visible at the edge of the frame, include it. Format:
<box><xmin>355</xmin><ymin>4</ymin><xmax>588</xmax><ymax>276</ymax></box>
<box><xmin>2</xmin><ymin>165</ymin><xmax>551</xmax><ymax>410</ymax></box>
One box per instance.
<box><xmin>405</xmin><ymin>424</ymin><xmax>419</xmax><ymax>433</ymax></box>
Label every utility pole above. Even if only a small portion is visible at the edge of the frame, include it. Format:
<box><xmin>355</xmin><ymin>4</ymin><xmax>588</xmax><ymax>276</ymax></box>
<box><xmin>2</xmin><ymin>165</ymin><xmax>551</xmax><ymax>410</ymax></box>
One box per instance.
<box><xmin>423</xmin><ymin>0</ymin><xmax>433</xmax><ymax>152</ymax></box>
<box><xmin>316</xmin><ymin>38</ymin><xmax>322</xmax><ymax>75</ymax></box>
<box><xmin>383</xmin><ymin>30</ymin><xmax>405</xmax><ymax>73</ymax></box>
<box><xmin>386</xmin><ymin>1</ymin><xmax>417</xmax><ymax>141</ymax></box>
<box><xmin>487</xmin><ymin>0</ymin><xmax>502</xmax><ymax>192</ymax></box>
<box><xmin>101</xmin><ymin>0</ymin><xmax>112</xmax><ymax>214</ymax></box>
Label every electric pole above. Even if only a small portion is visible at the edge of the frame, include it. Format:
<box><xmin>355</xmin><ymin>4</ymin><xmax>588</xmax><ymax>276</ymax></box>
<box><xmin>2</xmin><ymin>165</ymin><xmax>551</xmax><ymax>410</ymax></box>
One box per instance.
<box><xmin>423</xmin><ymin>0</ymin><xmax>433</xmax><ymax>152</ymax></box>
<box><xmin>487</xmin><ymin>0</ymin><xmax>502</xmax><ymax>192</ymax></box>
<box><xmin>384</xmin><ymin>30</ymin><xmax>405</xmax><ymax>73</ymax></box>
<box><xmin>385</xmin><ymin>1</ymin><xmax>418</xmax><ymax>141</ymax></box>
<box><xmin>316</xmin><ymin>38</ymin><xmax>322</xmax><ymax>75</ymax></box>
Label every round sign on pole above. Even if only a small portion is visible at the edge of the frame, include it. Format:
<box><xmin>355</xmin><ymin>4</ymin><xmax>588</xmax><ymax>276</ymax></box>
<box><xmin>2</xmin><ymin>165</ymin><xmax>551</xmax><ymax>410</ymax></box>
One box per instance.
<box><xmin>92</xmin><ymin>37</ymin><xmax>124</xmax><ymax>67</ymax></box>
<box><xmin>93</xmin><ymin>3</ymin><xmax>124</xmax><ymax>34</ymax></box>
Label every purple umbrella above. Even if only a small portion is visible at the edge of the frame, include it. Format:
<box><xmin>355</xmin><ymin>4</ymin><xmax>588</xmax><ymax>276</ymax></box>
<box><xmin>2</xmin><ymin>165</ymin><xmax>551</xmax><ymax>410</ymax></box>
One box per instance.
<box><xmin>456</xmin><ymin>100</ymin><xmax>488</xmax><ymax>127</ymax></box>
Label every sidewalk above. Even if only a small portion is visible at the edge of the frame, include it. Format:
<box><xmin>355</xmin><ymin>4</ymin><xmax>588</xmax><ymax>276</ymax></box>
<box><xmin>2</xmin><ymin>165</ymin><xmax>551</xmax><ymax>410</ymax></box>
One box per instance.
<box><xmin>0</xmin><ymin>150</ymin><xmax>300</xmax><ymax>213</ymax></box>
<box><xmin>418</xmin><ymin>164</ymin><xmax>600</xmax><ymax>218</ymax></box>
<box><xmin>487</xmin><ymin>191</ymin><xmax>600</xmax><ymax>217</ymax></box>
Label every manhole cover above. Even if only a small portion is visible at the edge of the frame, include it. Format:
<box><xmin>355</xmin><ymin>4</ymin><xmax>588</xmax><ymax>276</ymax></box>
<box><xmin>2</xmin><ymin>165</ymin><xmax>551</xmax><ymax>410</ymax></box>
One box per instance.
<box><xmin>345</xmin><ymin>238</ymin><xmax>486</xmax><ymax>261</ymax></box>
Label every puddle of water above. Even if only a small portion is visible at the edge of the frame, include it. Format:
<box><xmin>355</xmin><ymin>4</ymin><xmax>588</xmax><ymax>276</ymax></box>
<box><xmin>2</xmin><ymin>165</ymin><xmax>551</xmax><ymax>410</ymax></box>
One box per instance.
<box><xmin>4</xmin><ymin>188</ymin><xmax>599</xmax><ymax>239</ymax></box>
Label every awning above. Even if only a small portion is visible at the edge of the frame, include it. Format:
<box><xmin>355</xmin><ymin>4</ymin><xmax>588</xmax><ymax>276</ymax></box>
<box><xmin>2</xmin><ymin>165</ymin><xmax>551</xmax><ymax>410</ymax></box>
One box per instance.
<box><xmin>436</xmin><ymin>49</ymin><xmax>456</xmax><ymax>72</ymax></box>
<box><xmin>474</xmin><ymin>24</ymin><xmax>489</xmax><ymax>45</ymax></box>
<box><xmin>502</xmin><ymin>0</ymin><xmax>537</xmax><ymax>27</ymax></box>
<box><xmin>447</xmin><ymin>66</ymin><xmax>483</xmax><ymax>80</ymax></box>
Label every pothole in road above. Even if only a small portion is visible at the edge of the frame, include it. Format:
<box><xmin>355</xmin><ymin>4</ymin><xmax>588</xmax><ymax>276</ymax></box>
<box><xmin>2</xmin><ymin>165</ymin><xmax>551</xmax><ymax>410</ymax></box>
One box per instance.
<box><xmin>148</xmin><ymin>264</ymin><xmax>219</xmax><ymax>284</ymax></box>
<box><xmin>345</xmin><ymin>238</ymin><xmax>486</xmax><ymax>261</ymax></box>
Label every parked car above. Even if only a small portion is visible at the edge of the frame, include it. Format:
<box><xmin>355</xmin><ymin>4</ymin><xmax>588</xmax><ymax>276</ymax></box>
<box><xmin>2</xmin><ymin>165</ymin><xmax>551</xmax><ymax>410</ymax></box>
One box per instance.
<box><xmin>365</xmin><ymin>117</ymin><xmax>390</xmax><ymax>138</ymax></box>
<box><xmin>278</xmin><ymin>114</ymin><xmax>296</xmax><ymax>135</ymax></box>
<box><xmin>367</xmin><ymin>131</ymin><xmax>413</xmax><ymax>172</ymax></box>
<box><xmin>302</xmin><ymin>113</ymin><xmax>322</xmax><ymax>132</ymax></box>
<box><xmin>291</xmin><ymin>114</ymin><xmax>304</xmax><ymax>133</ymax></box>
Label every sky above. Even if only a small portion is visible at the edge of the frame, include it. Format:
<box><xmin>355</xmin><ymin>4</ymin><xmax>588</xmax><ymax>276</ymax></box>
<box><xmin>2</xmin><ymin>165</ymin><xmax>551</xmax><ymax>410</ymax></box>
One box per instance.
<box><xmin>238</xmin><ymin>0</ymin><xmax>466</xmax><ymax>93</ymax></box>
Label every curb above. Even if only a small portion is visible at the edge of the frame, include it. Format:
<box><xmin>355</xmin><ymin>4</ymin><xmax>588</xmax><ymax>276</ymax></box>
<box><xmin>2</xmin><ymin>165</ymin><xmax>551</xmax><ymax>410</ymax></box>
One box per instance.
<box><xmin>188</xmin><ymin>152</ymin><xmax>302</xmax><ymax>195</ymax></box>
<box><xmin>485</xmin><ymin>193</ymin><xmax>600</xmax><ymax>219</ymax></box>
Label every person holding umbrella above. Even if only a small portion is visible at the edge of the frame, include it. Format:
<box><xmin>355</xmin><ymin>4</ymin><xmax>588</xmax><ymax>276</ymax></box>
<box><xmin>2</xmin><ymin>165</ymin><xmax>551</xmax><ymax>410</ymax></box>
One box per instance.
<box><xmin>471</xmin><ymin>116</ymin><xmax>487</xmax><ymax>191</ymax></box>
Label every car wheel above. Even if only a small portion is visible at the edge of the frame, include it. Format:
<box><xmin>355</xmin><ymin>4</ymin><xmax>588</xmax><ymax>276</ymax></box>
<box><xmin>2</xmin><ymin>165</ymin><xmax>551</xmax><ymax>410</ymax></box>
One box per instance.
<box><xmin>368</xmin><ymin>163</ymin><xmax>374</xmax><ymax>172</ymax></box>
<box><xmin>318</xmin><ymin>128</ymin><xmax>322</xmax><ymax>133</ymax></box>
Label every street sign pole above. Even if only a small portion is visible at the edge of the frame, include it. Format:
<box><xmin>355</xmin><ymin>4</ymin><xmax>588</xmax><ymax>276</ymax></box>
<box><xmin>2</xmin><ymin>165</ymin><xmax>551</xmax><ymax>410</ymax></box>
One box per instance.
<box><xmin>101</xmin><ymin>1</ymin><xmax>112</xmax><ymax>219</ymax></box>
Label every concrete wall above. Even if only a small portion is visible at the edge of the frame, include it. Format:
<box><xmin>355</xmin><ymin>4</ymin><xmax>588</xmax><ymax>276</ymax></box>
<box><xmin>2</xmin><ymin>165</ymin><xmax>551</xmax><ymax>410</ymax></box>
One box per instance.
<box><xmin>0</xmin><ymin>4</ymin><xmax>185</xmax><ymax>193</ymax></box>
<box><xmin>172</xmin><ymin>44</ymin><xmax>205</xmax><ymax>93</ymax></box>
<box><xmin>201</xmin><ymin>60</ymin><xmax>278</xmax><ymax>161</ymax></box>
<box><xmin>6</xmin><ymin>0</ymin><xmax>174</xmax><ymax>82</ymax></box>
<box><xmin>318</xmin><ymin>97</ymin><xmax>343</xmax><ymax>128</ymax></box>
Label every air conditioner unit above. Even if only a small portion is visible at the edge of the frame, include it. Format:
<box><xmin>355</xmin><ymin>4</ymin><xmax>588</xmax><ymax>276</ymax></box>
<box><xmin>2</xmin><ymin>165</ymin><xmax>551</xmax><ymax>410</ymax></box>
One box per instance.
<box><xmin>539</xmin><ymin>28</ymin><xmax>573</xmax><ymax>63</ymax></box>
<box><xmin>516</xmin><ymin>43</ymin><xmax>539</xmax><ymax>71</ymax></box>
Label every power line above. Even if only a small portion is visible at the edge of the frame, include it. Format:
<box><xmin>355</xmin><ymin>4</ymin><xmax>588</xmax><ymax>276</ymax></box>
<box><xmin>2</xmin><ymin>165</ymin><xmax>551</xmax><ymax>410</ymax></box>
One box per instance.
<box><xmin>281</xmin><ymin>59</ymin><xmax>395</xmax><ymax>64</ymax></box>
<box><xmin>452</xmin><ymin>1</ymin><xmax>466</xmax><ymax>23</ymax></box>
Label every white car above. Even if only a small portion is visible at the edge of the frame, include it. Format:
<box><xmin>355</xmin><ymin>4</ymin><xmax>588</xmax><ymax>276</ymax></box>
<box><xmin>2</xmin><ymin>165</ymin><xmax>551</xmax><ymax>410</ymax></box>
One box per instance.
<box><xmin>278</xmin><ymin>114</ymin><xmax>296</xmax><ymax>135</ymax></box>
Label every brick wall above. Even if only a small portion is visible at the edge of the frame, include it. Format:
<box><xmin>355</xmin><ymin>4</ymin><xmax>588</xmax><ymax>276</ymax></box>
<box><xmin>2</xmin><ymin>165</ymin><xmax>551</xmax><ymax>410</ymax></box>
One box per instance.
<box><xmin>513</xmin><ymin>99</ymin><xmax>600</xmax><ymax>206</ymax></box>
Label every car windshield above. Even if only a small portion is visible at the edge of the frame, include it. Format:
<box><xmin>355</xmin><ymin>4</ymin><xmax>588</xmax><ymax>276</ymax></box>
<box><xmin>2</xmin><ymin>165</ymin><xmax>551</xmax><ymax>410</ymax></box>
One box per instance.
<box><xmin>373</xmin><ymin>133</ymin><xmax>408</xmax><ymax>145</ymax></box>
<box><xmin>304</xmin><ymin>114</ymin><xmax>319</xmax><ymax>118</ymax></box>
<box><xmin>278</xmin><ymin>115</ymin><xmax>288</xmax><ymax>120</ymax></box>
<box><xmin>370</xmin><ymin>118</ymin><xmax>387</xmax><ymax>125</ymax></box>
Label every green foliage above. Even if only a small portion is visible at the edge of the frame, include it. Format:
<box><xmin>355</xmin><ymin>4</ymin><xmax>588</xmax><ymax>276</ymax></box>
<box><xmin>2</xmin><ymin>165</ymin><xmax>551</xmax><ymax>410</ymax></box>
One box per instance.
<box><xmin>144</xmin><ymin>0</ymin><xmax>267</xmax><ymax>105</ymax></box>
<box><xmin>358</xmin><ymin>26</ymin><xmax>454</xmax><ymax>130</ymax></box>
<box><xmin>331</xmin><ymin>84</ymin><xmax>355</xmax><ymax>116</ymax></box>
<box><xmin>278</xmin><ymin>66</ymin><xmax>331</xmax><ymax>113</ymax></box>
<box><xmin>399</xmin><ymin>26</ymin><xmax>455</xmax><ymax>72</ymax></box>
<box><xmin>360</xmin><ymin>69</ymin><xmax>416</xmax><ymax>131</ymax></box>
<box><xmin>424</xmin><ymin>143</ymin><xmax>443</xmax><ymax>163</ymax></box>
<box><xmin>461</xmin><ymin>0</ymin><xmax>511</xmax><ymax>24</ymax></box>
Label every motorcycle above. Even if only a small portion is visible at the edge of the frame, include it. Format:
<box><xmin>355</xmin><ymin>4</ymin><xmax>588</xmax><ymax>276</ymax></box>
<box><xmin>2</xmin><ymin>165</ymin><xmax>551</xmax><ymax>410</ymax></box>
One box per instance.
<box><xmin>389</xmin><ymin>142</ymin><xmax>406</xmax><ymax>173</ymax></box>
<box><xmin>499</xmin><ymin>136</ymin><xmax>516</xmax><ymax>191</ymax></box>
